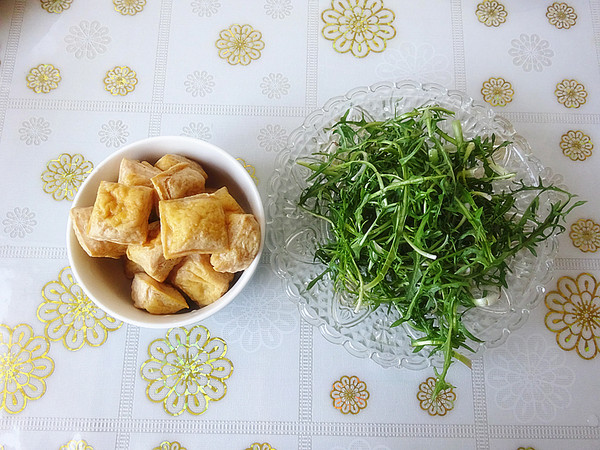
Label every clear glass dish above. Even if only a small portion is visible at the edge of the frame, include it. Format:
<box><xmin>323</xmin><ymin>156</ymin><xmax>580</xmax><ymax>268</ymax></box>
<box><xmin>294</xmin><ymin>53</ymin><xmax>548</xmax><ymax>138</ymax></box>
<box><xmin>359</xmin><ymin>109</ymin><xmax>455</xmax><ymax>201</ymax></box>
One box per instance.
<box><xmin>265</xmin><ymin>80</ymin><xmax>564</xmax><ymax>370</ymax></box>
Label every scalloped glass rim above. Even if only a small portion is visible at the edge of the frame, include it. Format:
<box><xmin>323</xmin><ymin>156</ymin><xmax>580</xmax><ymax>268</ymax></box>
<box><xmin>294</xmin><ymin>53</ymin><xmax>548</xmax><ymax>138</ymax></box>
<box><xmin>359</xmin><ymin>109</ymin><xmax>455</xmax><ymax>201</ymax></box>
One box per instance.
<box><xmin>266</xmin><ymin>80</ymin><xmax>564</xmax><ymax>371</ymax></box>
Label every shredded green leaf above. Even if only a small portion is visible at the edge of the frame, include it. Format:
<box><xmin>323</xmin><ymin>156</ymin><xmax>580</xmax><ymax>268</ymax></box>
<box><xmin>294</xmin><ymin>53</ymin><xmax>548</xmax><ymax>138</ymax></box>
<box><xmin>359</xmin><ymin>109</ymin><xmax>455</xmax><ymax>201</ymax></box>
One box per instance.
<box><xmin>298</xmin><ymin>105</ymin><xmax>582</xmax><ymax>398</ymax></box>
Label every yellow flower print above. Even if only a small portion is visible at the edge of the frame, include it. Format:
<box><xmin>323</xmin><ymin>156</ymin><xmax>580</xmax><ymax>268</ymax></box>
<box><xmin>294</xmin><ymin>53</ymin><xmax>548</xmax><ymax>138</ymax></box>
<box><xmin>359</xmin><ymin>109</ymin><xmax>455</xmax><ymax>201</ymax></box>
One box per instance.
<box><xmin>26</xmin><ymin>64</ymin><xmax>61</xmax><ymax>94</ymax></box>
<box><xmin>41</xmin><ymin>153</ymin><xmax>93</xmax><ymax>201</ymax></box>
<box><xmin>417</xmin><ymin>376</ymin><xmax>456</xmax><ymax>416</ymax></box>
<box><xmin>321</xmin><ymin>0</ymin><xmax>396</xmax><ymax>58</ymax></box>
<box><xmin>330</xmin><ymin>375</ymin><xmax>369</xmax><ymax>414</ymax></box>
<box><xmin>153</xmin><ymin>441</ymin><xmax>187</xmax><ymax>450</ymax></box>
<box><xmin>481</xmin><ymin>77</ymin><xmax>514</xmax><ymax>106</ymax></box>
<box><xmin>59</xmin><ymin>439</ymin><xmax>94</xmax><ymax>450</ymax></box>
<box><xmin>104</xmin><ymin>66</ymin><xmax>138</xmax><ymax>96</ymax></box>
<box><xmin>555</xmin><ymin>79</ymin><xmax>587</xmax><ymax>109</ymax></box>
<box><xmin>236</xmin><ymin>157</ymin><xmax>259</xmax><ymax>184</ymax></box>
<box><xmin>246</xmin><ymin>444</ymin><xmax>276</xmax><ymax>450</ymax></box>
<box><xmin>216</xmin><ymin>24</ymin><xmax>265</xmax><ymax>66</ymax></box>
<box><xmin>569</xmin><ymin>219</ymin><xmax>600</xmax><ymax>253</ymax></box>
<box><xmin>545</xmin><ymin>273</ymin><xmax>600</xmax><ymax>360</ymax></box>
<box><xmin>38</xmin><ymin>267</ymin><xmax>122</xmax><ymax>351</ymax></box>
<box><xmin>560</xmin><ymin>130</ymin><xmax>593</xmax><ymax>161</ymax></box>
<box><xmin>141</xmin><ymin>325</ymin><xmax>233</xmax><ymax>416</ymax></box>
<box><xmin>475</xmin><ymin>0</ymin><xmax>508</xmax><ymax>27</ymax></box>
<box><xmin>40</xmin><ymin>0</ymin><xmax>73</xmax><ymax>13</ymax></box>
<box><xmin>0</xmin><ymin>323</ymin><xmax>54</xmax><ymax>414</ymax></box>
<box><xmin>546</xmin><ymin>2</ymin><xmax>577</xmax><ymax>29</ymax></box>
<box><xmin>113</xmin><ymin>0</ymin><xmax>146</xmax><ymax>16</ymax></box>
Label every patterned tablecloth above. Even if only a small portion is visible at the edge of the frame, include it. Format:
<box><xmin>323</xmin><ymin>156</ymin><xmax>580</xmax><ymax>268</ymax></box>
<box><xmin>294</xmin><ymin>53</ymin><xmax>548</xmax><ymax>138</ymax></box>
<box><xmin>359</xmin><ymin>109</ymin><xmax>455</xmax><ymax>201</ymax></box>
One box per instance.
<box><xmin>1</xmin><ymin>1</ymin><xmax>600</xmax><ymax>449</ymax></box>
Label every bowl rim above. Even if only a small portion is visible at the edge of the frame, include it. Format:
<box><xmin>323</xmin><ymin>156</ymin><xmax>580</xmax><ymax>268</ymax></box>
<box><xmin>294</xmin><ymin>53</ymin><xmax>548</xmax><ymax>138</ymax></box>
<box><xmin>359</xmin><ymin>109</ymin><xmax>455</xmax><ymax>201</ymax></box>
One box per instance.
<box><xmin>66</xmin><ymin>135</ymin><xmax>265</xmax><ymax>328</ymax></box>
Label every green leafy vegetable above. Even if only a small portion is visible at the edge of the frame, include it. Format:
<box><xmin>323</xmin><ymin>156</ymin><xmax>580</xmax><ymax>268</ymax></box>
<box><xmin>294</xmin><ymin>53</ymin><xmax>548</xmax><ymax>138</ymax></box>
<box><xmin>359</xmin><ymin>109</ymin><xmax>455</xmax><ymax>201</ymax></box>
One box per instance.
<box><xmin>298</xmin><ymin>105</ymin><xmax>581</xmax><ymax>397</ymax></box>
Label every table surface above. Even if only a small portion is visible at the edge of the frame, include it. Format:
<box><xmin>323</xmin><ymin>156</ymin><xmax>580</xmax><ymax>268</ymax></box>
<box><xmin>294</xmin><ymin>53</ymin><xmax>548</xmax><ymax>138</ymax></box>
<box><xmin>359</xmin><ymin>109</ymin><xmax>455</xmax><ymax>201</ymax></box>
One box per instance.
<box><xmin>1</xmin><ymin>1</ymin><xmax>600</xmax><ymax>449</ymax></box>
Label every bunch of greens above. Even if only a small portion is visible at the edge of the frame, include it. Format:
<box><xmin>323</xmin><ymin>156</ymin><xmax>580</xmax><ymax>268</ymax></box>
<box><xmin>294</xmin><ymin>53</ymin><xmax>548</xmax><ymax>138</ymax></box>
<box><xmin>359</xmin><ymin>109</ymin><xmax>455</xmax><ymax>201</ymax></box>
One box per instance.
<box><xmin>298</xmin><ymin>106</ymin><xmax>580</xmax><ymax>397</ymax></box>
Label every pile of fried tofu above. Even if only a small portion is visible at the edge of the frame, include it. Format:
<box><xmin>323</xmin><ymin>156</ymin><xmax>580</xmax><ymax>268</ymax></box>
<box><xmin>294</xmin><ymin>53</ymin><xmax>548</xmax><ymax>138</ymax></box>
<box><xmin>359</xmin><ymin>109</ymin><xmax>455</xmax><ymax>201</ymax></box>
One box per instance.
<box><xmin>70</xmin><ymin>154</ymin><xmax>261</xmax><ymax>315</ymax></box>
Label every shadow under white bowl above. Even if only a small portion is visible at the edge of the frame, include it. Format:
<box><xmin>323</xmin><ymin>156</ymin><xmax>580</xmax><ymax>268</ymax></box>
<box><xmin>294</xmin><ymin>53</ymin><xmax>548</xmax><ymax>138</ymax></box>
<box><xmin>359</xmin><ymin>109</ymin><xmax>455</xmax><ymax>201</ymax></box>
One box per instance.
<box><xmin>67</xmin><ymin>136</ymin><xmax>265</xmax><ymax>328</ymax></box>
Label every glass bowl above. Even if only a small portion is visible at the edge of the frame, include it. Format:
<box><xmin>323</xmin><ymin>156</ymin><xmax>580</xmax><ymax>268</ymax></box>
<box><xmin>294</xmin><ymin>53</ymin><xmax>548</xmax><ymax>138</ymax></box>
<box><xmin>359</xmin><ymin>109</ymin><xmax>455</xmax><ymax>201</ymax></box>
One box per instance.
<box><xmin>265</xmin><ymin>80</ymin><xmax>564</xmax><ymax>370</ymax></box>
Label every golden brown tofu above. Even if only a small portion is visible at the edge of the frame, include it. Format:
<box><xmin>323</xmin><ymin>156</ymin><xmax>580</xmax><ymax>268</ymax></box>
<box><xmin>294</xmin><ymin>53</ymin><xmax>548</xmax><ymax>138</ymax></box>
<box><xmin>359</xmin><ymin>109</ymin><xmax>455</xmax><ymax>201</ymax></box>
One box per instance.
<box><xmin>70</xmin><ymin>206</ymin><xmax>127</xmax><ymax>259</ymax></box>
<box><xmin>210</xmin><ymin>186</ymin><xmax>245</xmax><ymax>214</ymax></box>
<box><xmin>118</xmin><ymin>158</ymin><xmax>162</xmax><ymax>188</ymax></box>
<box><xmin>87</xmin><ymin>181</ymin><xmax>154</xmax><ymax>245</ymax></box>
<box><xmin>154</xmin><ymin>154</ymin><xmax>208</xmax><ymax>180</ymax></box>
<box><xmin>126</xmin><ymin>222</ymin><xmax>182</xmax><ymax>282</ymax></box>
<box><xmin>211</xmin><ymin>213</ymin><xmax>261</xmax><ymax>273</ymax></box>
<box><xmin>123</xmin><ymin>256</ymin><xmax>145</xmax><ymax>279</ymax></box>
<box><xmin>168</xmin><ymin>254</ymin><xmax>234</xmax><ymax>307</ymax></box>
<box><xmin>151</xmin><ymin>162</ymin><xmax>206</xmax><ymax>200</ymax></box>
<box><xmin>159</xmin><ymin>194</ymin><xmax>228</xmax><ymax>259</ymax></box>
<box><xmin>131</xmin><ymin>273</ymin><xmax>189</xmax><ymax>314</ymax></box>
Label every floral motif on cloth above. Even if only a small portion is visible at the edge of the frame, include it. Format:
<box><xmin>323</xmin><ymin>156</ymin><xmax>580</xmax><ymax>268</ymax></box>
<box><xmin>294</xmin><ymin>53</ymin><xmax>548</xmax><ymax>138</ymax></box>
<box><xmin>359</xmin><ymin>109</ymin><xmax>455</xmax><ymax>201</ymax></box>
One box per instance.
<box><xmin>2</xmin><ymin>207</ymin><xmax>37</xmax><ymax>239</ymax></box>
<box><xmin>481</xmin><ymin>77</ymin><xmax>514</xmax><ymax>106</ymax></box>
<box><xmin>26</xmin><ymin>64</ymin><xmax>61</xmax><ymax>94</ymax></box>
<box><xmin>216</xmin><ymin>24</ymin><xmax>265</xmax><ymax>66</ymax></box>
<box><xmin>40</xmin><ymin>0</ymin><xmax>73</xmax><ymax>13</ymax></box>
<box><xmin>59</xmin><ymin>439</ymin><xmax>94</xmax><ymax>450</ymax></box>
<box><xmin>569</xmin><ymin>218</ymin><xmax>600</xmax><ymax>253</ymax></box>
<box><xmin>104</xmin><ymin>66</ymin><xmax>138</xmax><ymax>96</ymax></box>
<box><xmin>321</xmin><ymin>0</ymin><xmax>396</xmax><ymax>58</ymax></box>
<box><xmin>417</xmin><ymin>376</ymin><xmax>457</xmax><ymax>416</ymax></box>
<box><xmin>38</xmin><ymin>267</ymin><xmax>122</xmax><ymax>351</ymax></box>
<box><xmin>330</xmin><ymin>375</ymin><xmax>369</xmax><ymax>414</ymax></box>
<box><xmin>487</xmin><ymin>334</ymin><xmax>574</xmax><ymax>422</ymax></box>
<box><xmin>555</xmin><ymin>79</ymin><xmax>587</xmax><ymax>108</ymax></box>
<box><xmin>546</xmin><ymin>2</ymin><xmax>577</xmax><ymax>29</ymax></box>
<box><xmin>41</xmin><ymin>153</ymin><xmax>94</xmax><ymax>201</ymax></box>
<box><xmin>237</xmin><ymin>158</ymin><xmax>259</xmax><ymax>184</ymax></box>
<box><xmin>153</xmin><ymin>441</ymin><xmax>187</xmax><ymax>450</ymax></box>
<box><xmin>141</xmin><ymin>325</ymin><xmax>233</xmax><ymax>416</ymax></box>
<box><xmin>545</xmin><ymin>273</ymin><xmax>600</xmax><ymax>360</ymax></box>
<box><xmin>560</xmin><ymin>130</ymin><xmax>593</xmax><ymax>161</ymax></box>
<box><xmin>113</xmin><ymin>0</ymin><xmax>146</xmax><ymax>16</ymax></box>
<box><xmin>0</xmin><ymin>323</ymin><xmax>54</xmax><ymax>414</ymax></box>
<box><xmin>475</xmin><ymin>0</ymin><xmax>507</xmax><ymax>27</ymax></box>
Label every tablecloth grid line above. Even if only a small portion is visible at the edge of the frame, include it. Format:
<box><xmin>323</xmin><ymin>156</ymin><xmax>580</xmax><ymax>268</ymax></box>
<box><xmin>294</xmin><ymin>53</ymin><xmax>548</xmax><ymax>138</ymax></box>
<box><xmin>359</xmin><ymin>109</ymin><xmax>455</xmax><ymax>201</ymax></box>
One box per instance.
<box><xmin>147</xmin><ymin>0</ymin><xmax>173</xmax><ymax>138</ymax></box>
<box><xmin>487</xmin><ymin>424</ymin><xmax>600</xmax><ymax>440</ymax></box>
<box><xmin>5</xmin><ymin>98</ymin><xmax>313</xmax><ymax>118</ymax></box>
<box><xmin>115</xmin><ymin>324</ymin><xmax>140</xmax><ymax>450</ymax></box>
<box><xmin>450</xmin><ymin>0</ymin><xmax>467</xmax><ymax>93</ymax></box>
<box><xmin>589</xmin><ymin>0</ymin><xmax>600</xmax><ymax>74</ymax></box>
<box><xmin>471</xmin><ymin>357</ymin><xmax>490</xmax><ymax>450</ymax></box>
<box><xmin>4</xmin><ymin>245</ymin><xmax>600</xmax><ymax>273</ymax></box>
<box><xmin>7</xmin><ymin>96</ymin><xmax>600</xmax><ymax>126</ymax></box>
<box><xmin>298</xmin><ymin>319</ymin><xmax>313</xmax><ymax>450</ymax></box>
<box><xmin>0</xmin><ymin>0</ymin><xmax>24</xmax><ymax>146</ymax></box>
<box><xmin>304</xmin><ymin>0</ymin><xmax>319</xmax><ymax>111</ymax></box>
<box><xmin>0</xmin><ymin>246</ymin><xmax>67</xmax><ymax>259</ymax></box>
<box><xmin>500</xmin><ymin>112</ymin><xmax>600</xmax><ymax>125</ymax></box>
<box><xmin>2</xmin><ymin>416</ymin><xmax>598</xmax><ymax>440</ymax></box>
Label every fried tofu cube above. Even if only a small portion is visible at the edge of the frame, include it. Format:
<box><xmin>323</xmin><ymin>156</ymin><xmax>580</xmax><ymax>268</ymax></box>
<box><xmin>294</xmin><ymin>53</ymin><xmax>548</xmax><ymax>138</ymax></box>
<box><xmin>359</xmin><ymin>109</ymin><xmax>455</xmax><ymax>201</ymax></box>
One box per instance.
<box><xmin>151</xmin><ymin>162</ymin><xmax>206</xmax><ymax>200</ymax></box>
<box><xmin>118</xmin><ymin>158</ymin><xmax>162</xmax><ymax>188</ymax></box>
<box><xmin>154</xmin><ymin>154</ymin><xmax>208</xmax><ymax>180</ymax></box>
<box><xmin>126</xmin><ymin>222</ymin><xmax>182</xmax><ymax>282</ymax></box>
<box><xmin>159</xmin><ymin>194</ymin><xmax>228</xmax><ymax>259</ymax></box>
<box><xmin>70</xmin><ymin>206</ymin><xmax>127</xmax><ymax>258</ymax></box>
<box><xmin>88</xmin><ymin>181</ymin><xmax>154</xmax><ymax>245</ymax></box>
<box><xmin>123</xmin><ymin>256</ymin><xmax>145</xmax><ymax>279</ymax></box>
<box><xmin>131</xmin><ymin>273</ymin><xmax>188</xmax><ymax>314</ymax></box>
<box><xmin>168</xmin><ymin>254</ymin><xmax>234</xmax><ymax>307</ymax></box>
<box><xmin>210</xmin><ymin>186</ymin><xmax>245</xmax><ymax>214</ymax></box>
<box><xmin>211</xmin><ymin>213</ymin><xmax>261</xmax><ymax>273</ymax></box>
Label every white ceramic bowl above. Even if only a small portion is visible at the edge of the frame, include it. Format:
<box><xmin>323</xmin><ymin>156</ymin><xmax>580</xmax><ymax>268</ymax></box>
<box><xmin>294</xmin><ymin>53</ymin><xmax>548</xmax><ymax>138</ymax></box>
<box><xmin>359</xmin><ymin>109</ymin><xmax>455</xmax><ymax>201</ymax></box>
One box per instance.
<box><xmin>67</xmin><ymin>136</ymin><xmax>265</xmax><ymax>328</ymax></box>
